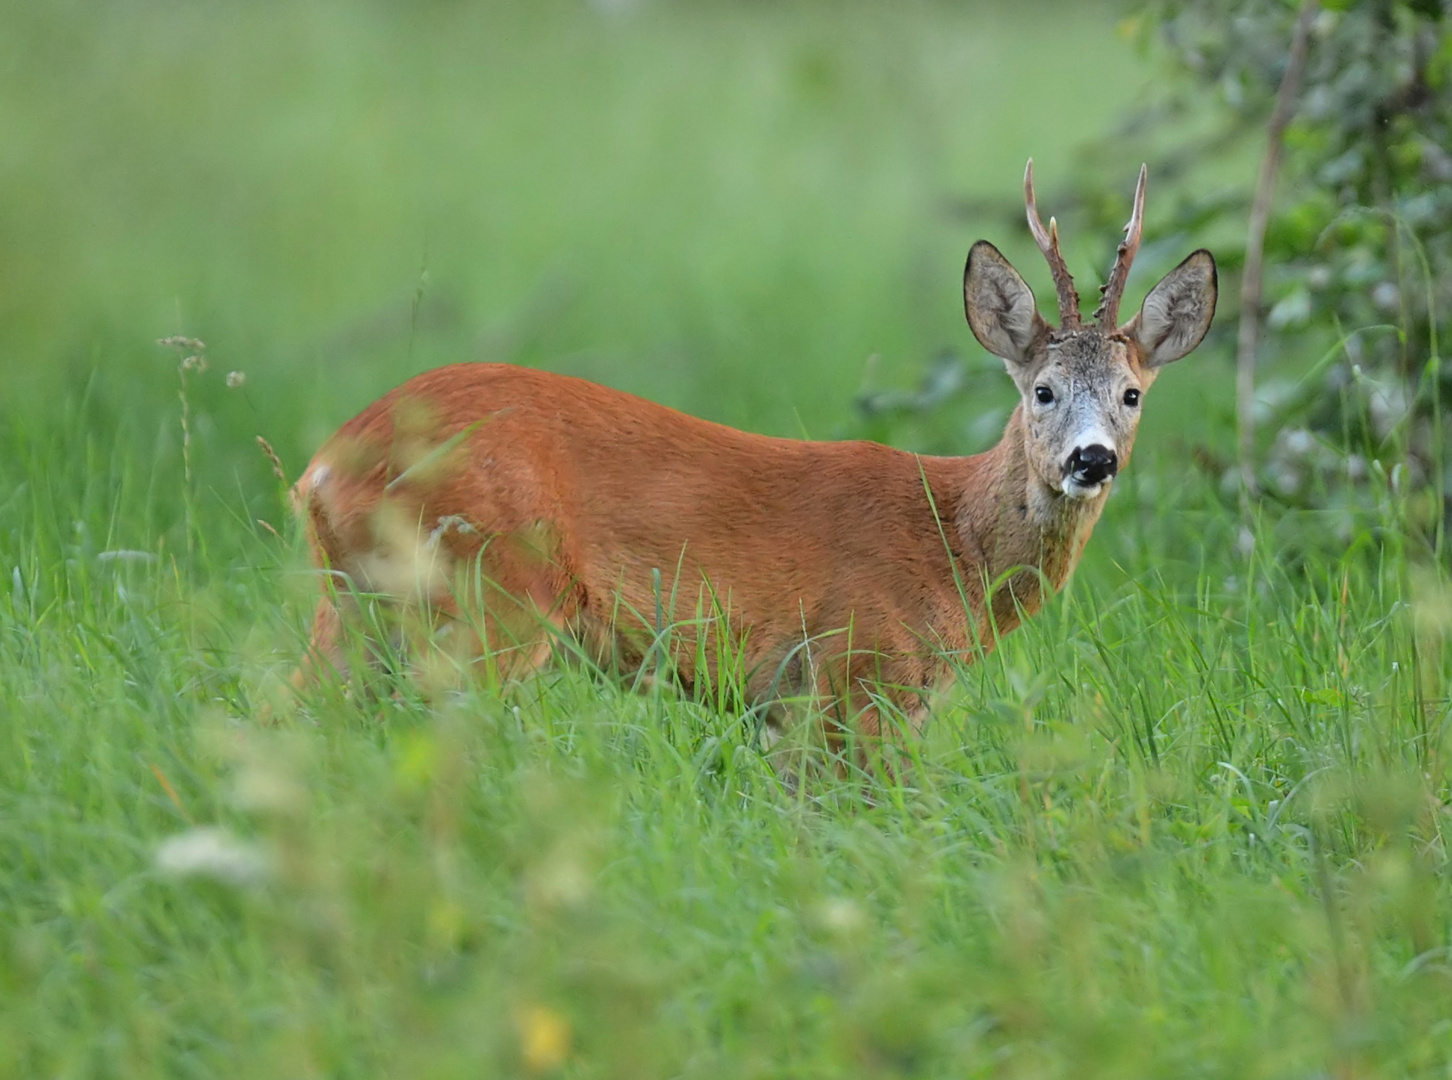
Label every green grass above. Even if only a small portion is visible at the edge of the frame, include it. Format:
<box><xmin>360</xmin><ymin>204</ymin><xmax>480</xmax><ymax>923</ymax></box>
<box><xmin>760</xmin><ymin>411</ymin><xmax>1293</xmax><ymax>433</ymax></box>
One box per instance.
<box><xmin>4</xmin><ymin>1</ymin><xmax>1452</xmax><ymax>1077</ymax></box>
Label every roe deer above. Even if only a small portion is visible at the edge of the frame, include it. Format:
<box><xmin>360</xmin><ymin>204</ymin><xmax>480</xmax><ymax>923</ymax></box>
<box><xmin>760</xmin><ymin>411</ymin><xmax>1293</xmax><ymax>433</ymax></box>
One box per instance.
<box><xmin>292</xmin><ymin>162</ymin><xmax>1216</xmax><ymax>751</ymax></box>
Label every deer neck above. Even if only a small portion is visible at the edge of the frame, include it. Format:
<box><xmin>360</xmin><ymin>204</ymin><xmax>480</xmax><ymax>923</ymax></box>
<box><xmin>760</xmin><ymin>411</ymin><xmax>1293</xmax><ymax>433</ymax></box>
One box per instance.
<box><xmin>954</xmin><ymin>405</ymin><xmax>1109</xmax><ymax>626</ymax></box>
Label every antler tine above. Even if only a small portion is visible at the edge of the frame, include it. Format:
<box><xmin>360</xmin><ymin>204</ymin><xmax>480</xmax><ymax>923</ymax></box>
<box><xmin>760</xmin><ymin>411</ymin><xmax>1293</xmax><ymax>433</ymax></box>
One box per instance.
<box><xmin>1024</xmin><ymin>159</ymin><xmax>1081</xmax><ymax>328</ymax></box>
<box><xmin>1095</xmin><ymin>163</ymin><xmax>1147</xmax><ymax>329</ymax></box>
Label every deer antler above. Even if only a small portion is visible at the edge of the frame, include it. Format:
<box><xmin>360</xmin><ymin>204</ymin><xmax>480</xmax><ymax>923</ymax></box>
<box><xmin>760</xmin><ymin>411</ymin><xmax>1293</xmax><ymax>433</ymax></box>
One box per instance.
<box><xmin>1024</xmin><ymin>159</ymin><xmax>1080</xmax><ymax>328</ymax></box>
<box><xmin>1094</xmin><ymin>164</ymin><xmax>1147</xmax><ymax>329</ymax></box>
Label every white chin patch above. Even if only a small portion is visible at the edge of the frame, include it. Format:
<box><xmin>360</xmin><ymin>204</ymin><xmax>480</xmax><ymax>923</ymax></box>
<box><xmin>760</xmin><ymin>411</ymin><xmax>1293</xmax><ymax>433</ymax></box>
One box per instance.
<box><xmin>1062</xmin><ymin>477</ymin><xmax>1108</xmax><ymax>500</ymax></box>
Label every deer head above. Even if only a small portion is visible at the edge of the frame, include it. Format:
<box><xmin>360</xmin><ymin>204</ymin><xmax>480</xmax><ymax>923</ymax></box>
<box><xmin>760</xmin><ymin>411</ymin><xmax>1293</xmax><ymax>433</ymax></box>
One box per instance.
<box><xmin>963</xmin><ymin>161</ymin><xmax>1217</xmax><ymax>500</ymax></box>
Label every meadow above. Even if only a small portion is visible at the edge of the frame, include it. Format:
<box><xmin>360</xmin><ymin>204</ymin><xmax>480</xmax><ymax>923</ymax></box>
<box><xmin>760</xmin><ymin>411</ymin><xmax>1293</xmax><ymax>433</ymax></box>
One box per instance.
<box><xmin>3</xmin><ymin>1</ymin><xmax>1452</xmax><ymax>1076</ymax></box>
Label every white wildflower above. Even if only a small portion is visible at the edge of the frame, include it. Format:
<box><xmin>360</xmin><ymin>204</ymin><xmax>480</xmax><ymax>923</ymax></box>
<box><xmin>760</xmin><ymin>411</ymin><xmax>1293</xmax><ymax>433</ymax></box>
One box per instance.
<box><xmin>155</xmin><ymin>827</ymin><xmax>270</xmax><ymax>887</ymax></box>
<box><xmin>815</xmin><ymin>896</ymin><xmax>866</xmax><ymax>935</ymax></box>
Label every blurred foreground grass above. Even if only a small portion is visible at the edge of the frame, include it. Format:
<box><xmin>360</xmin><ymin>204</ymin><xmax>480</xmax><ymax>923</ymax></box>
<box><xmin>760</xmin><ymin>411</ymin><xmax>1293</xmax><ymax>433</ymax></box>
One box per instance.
<box><xmin>4</xmin><ymin>1</ymin><xmax>1452</xmax><ymax>1077</ymax></box>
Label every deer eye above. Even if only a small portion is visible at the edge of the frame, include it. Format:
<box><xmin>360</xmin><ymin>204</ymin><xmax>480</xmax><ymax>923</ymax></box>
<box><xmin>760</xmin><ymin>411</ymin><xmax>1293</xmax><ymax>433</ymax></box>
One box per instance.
<box><xmin>1034</xmin><ymin>386</ymin><xmax>1054</xmax><ymax>405</ymax></box>
<box><xmin>1123</xmin><ymin>388</ymin><xmax>1141</xmax><ymax>407</ymax></box>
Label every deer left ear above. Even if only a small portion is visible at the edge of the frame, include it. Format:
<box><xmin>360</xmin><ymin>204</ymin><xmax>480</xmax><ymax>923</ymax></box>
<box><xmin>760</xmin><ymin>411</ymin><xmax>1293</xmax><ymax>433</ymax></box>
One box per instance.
<box><xmin>964</xmin><ymin>240</ymin><xmax>1049</xmax><ymax>366</ymax></box>
<box><xmin>1121</xmin><ymin>249</ymin><xmax>1217</xmax><ymax>367</ymax></box>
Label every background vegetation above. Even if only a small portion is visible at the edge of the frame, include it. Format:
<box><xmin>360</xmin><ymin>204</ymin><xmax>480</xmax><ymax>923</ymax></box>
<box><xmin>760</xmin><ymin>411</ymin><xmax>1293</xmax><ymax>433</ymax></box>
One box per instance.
<box><xmin>1114</xmin><ymin>0</ymin><xmax>1452</xmax><ymax>538</ymax></box>
<box><xmin>3</xmin><ymin>0</ymin><xmax>1451</xmax><ymax>1076</ymax></box>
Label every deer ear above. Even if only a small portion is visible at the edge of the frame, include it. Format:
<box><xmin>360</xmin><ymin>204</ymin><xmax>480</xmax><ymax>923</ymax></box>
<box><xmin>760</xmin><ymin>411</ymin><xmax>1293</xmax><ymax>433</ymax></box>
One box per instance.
<box><xmin>964</xmin><ymin>240</ymin><xmax>1048</xmax><ymax>365</ymax></box>
<box><xmin>1122</xmin><ymin>249</ymin><xmax>1217</xmax><ymax>367</ymax></box>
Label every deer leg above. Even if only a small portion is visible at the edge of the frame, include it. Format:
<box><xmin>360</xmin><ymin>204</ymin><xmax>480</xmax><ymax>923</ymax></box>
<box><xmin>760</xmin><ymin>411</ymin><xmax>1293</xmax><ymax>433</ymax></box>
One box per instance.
<box><xmin>837</xmin><ymin>655</ymin><xmax>934</xmax><ymax>781</ymax></box>
<box><xmin>292</xmin><ymin>592</ymin><xmax>349</xmax><ymax>691</ymax></box>
<box><xmin>470</xmin><ymin>599</ymin><xmax>566</xmax><ymax>684</ymax></box>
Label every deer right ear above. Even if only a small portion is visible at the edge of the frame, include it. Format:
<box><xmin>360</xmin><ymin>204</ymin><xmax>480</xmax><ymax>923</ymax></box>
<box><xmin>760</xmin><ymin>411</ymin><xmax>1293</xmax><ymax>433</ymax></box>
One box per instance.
<box><xmin>964</xmin><ymin>240</ymin><xmax>1047</xmax><ymax>365</ymax></box>
<box><xmin>1122</xmin><ymin>249</ymin><xmax>1218</xmax><ymax>367</ymax></box>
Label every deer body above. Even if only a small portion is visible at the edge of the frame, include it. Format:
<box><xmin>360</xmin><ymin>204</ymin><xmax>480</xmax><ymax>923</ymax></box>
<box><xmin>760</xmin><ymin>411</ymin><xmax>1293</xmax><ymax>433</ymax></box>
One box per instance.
<box><xmin>294</xmin><ymin>163</ymin><xmax>1217</xmax><ymax>743</ymax></box>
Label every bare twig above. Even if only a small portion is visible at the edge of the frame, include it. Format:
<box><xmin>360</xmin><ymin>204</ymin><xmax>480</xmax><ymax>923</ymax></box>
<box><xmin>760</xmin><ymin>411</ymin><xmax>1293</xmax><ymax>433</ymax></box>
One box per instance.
<box><xmin>1237</xmin><ymin>0</ymin><xmax>1320</xmax><ymax>511</ymax></box>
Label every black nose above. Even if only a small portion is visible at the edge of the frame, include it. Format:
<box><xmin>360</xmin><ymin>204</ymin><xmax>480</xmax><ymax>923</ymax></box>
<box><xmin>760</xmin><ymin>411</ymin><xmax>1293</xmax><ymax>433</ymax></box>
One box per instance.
<box><xmin>1066</xmin><ymin>444</ymin><xmax>1118</xmax><ymax>486</ymax></box>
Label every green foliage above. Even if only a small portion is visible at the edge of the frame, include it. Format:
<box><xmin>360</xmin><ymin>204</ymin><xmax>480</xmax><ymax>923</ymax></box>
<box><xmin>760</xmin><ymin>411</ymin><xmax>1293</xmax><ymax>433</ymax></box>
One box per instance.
<box><xmin>1127</xmin><ymin>0</ymin><xmax>1452</xmax><ymax>535</ymax></box>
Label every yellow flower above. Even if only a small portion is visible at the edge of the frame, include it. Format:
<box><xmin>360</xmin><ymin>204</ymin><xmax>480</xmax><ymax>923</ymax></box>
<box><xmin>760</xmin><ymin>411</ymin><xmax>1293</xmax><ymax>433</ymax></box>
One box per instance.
<box><xmin>515</xmin><ymin>1004</ymin><xmax>571</xmax><ymax>1073</ymax></box>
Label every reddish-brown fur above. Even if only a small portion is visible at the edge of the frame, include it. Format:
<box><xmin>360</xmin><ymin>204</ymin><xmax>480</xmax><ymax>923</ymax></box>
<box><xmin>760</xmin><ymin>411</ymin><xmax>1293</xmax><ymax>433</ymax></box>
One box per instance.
<box><xmin>291</xmin><ymin>163</ymin><xmax>1216</xmax><ymax>750</ymax></box>
<box><xmin>295</xmin><ymin>364</ymin><xmax>1106</xmax><ymax>737</ymax></box>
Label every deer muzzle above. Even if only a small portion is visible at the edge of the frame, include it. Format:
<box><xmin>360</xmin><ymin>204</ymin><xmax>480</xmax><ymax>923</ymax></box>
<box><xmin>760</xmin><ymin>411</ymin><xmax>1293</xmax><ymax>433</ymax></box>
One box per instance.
<box><xmin>1065</xmin><ymin>444</ymin><xmax>1118</xmax><ymax>490</ymax></box>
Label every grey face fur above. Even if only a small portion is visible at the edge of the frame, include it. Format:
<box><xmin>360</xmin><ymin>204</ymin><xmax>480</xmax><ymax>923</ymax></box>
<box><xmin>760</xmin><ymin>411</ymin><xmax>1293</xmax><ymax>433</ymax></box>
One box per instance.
<box><xmin>1025</xmin><ymin>329</ymin><xmax>1141</xmax><ymax>498</ymax></box>
<box><xmin>963</xmin><ymin>240</ymin><xmax>1218</xmax><ymax>501</ymax></box>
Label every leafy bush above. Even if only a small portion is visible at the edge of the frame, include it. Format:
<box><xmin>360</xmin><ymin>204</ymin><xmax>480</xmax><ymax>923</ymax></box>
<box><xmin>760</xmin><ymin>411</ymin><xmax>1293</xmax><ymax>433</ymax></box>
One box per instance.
<box><xmin>1133</xmin><ymin>0</ymin><xmax>1452</xmax><ymax>542</ymax></box>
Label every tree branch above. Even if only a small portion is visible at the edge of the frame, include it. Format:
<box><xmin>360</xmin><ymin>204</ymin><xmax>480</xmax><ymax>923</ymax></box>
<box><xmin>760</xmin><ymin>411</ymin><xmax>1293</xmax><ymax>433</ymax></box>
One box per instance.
<box><xmin>1236</xmin><ymin>0</ymin><xmax>1319</xmax><ymax>512</ymax></box>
